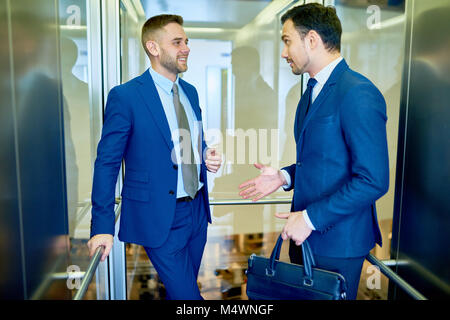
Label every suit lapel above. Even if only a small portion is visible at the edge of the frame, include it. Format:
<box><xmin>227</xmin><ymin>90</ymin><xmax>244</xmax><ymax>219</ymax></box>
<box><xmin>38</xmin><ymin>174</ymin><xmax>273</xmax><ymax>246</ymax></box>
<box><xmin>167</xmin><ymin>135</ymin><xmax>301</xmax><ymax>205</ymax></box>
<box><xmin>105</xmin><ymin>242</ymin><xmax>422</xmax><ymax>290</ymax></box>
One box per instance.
<box><xmin>136</xmin><ymin>70</ymin><xmax>174</xmax><ymax>151</ymax></box>
<box><xmin>299</xmin><ymin>59</ymin><xmax>349</xmax><ymax>139</ymax></box>
<box><xmin>294</xmin><ymin>98</ymin><xmax>304</xmax><ymax>143</ymax></box>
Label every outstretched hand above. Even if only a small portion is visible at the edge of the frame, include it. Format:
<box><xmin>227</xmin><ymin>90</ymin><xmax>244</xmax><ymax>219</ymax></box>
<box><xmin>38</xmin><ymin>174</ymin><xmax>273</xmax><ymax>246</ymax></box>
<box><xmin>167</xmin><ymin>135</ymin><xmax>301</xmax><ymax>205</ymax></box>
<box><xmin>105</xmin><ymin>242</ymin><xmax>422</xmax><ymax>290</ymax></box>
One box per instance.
<box><xmin>238</xmin><ymin>163</ymin><xmax>286</xmax><ymax>202</ymax></box>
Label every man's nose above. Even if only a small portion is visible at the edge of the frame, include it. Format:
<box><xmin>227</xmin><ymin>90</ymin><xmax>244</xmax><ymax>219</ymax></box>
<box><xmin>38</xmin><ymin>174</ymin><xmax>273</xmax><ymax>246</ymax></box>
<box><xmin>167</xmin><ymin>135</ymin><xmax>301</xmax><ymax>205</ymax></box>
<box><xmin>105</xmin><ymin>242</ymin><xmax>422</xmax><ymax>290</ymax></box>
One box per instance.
<box><xmin>181</xmin><ymin>43</ymin><xmax>190</xmax><ymax>54</ymax></box>
<box><xmin>281</xmin><ymin>45</ymin><xmax>288</xmax><ymax>59</ymax></box>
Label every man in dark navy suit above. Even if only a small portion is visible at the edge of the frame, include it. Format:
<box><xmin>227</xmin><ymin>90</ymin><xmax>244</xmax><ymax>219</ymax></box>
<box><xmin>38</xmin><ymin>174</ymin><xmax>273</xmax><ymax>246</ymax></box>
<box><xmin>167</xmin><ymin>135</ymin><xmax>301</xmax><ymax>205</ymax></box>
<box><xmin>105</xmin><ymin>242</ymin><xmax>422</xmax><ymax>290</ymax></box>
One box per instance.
<box><xmin>239</xmin><ymin>3</ymin><xmax>389</xmax><ymax>300</ymax></box>
<box><xmin>87</xmin><ymin>14</ymin><xmax>221</xmax><ymax>299</ymax></box>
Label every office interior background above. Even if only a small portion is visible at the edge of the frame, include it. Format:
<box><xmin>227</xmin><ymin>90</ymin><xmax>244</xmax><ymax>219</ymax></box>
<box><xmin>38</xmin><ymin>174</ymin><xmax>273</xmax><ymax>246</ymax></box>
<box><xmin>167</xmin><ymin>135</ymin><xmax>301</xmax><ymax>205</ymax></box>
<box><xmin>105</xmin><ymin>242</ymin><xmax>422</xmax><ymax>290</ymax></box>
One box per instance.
<box><xmin>0</xmin><ymin>0</ymin><xmax>449</xmax><ymax>300</ymax></box>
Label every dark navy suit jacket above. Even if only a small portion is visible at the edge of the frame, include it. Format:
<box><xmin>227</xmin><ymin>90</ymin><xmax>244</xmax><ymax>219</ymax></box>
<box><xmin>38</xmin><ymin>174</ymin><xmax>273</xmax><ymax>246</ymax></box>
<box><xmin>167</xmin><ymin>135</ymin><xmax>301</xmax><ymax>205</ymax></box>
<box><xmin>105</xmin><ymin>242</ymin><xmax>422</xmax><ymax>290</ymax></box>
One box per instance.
<box><xmin>283</xmin><ymin>59</ymin><xmax>389</xmax><ymax>258</ymax></box>
<box><xmin>90</xmin><ymin>70</ymin><xmax>211</xmax><ymax>248</ymax></box>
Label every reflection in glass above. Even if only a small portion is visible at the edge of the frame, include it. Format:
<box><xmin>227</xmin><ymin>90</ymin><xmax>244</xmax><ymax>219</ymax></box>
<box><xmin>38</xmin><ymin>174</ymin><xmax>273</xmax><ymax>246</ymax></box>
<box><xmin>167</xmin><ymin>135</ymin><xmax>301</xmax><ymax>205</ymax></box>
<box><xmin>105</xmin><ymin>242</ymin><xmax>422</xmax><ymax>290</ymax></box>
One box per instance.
<box><xmin>120</xmin><ymin>1</ymin><xmax>148</xmax><ymax>82</ymax></box>
<box><xmin>59</xmin><ymin>0</ymin><xmax>103</xmax><ymax>299</ymax></box>
<box><xmin>393</xmin><ymin>0</ymin><xmax>450</xmax><ymax>299</ymax></box>
<box><xmin>0</xmin><ymin>0</ymin><xmax>25</xmax><ymax>299</ymax></box>
<box><xmin>0</xmin><ymin>0</ymin><xmax>71</xmax><ymax>299</ymax></box>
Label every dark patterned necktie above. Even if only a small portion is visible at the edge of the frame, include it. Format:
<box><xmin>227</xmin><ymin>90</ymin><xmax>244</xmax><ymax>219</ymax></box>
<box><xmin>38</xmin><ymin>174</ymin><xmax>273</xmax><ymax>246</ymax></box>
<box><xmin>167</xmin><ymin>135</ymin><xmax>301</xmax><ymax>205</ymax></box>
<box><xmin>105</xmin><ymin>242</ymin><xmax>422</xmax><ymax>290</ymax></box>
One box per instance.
<box><xmin>297</xmin><ymin>78</ymin><xmax>318</xmax><ymax>129</ymax></box>
<box><xmin>172</xmin><ymin>83</ymin><xmax>198</xmax><ymax>199</ymax></box>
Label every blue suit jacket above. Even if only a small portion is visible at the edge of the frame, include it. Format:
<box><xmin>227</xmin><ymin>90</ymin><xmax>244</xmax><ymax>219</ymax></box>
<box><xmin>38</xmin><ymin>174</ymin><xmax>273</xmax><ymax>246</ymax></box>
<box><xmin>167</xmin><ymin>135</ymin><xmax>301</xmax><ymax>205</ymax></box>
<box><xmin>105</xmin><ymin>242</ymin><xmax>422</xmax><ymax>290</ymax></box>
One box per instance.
<box><xmin>90</xmin><ymin>70</ymin><xmax>211</xmax><ymax>248</ymax></box>
<box><xmin>283</xmin><ymin>59</ymin><xmax>389</xmax><ymax>258</ymax></box>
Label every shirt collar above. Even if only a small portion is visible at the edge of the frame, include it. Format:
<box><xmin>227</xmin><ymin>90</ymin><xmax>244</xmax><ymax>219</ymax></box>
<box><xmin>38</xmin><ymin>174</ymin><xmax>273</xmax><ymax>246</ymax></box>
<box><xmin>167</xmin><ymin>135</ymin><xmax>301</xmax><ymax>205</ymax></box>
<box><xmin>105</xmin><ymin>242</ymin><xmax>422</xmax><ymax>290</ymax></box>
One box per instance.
<box><xmin>149</xmin><ymin>67</ymin><xmax>179</xmax><ymax>95</ymax></box>
<box><xmin>314</xmin><ymin>56</ymin><xmax>343</xmax><ymax>86</ymax></box>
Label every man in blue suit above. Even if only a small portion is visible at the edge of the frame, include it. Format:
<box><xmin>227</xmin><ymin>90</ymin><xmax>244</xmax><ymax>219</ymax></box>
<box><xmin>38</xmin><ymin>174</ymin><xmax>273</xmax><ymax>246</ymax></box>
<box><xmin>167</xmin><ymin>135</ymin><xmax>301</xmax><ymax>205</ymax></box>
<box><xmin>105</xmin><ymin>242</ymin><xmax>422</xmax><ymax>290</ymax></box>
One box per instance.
<box><xmin>239</xmin><ymin>3</ymin><xmax>389</xmax><ymax>300</ymax></box>
<box><xmin>87</xmin><ymin>14</ymin><xmax>221</xmax><ymax>300</ymax></box>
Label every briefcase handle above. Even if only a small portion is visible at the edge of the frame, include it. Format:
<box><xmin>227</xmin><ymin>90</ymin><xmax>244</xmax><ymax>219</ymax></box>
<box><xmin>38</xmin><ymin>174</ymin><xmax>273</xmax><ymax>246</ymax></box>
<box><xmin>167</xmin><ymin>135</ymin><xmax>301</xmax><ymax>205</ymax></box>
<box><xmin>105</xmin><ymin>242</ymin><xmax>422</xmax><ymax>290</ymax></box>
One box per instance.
<box><xmin>267</xmin><ymin>235</ymin><xmax>316</xmax><ymax>285</ymax></box>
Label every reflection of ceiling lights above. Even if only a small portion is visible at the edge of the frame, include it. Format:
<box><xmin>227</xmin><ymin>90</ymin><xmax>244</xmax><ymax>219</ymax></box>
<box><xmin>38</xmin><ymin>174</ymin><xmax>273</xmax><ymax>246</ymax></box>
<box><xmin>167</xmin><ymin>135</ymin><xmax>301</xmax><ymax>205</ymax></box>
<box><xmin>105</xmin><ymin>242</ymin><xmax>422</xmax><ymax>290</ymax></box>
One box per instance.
<box><xmin>368</xmin><ymin>14</ymin><xmax>405</xmax><ymax>30</ymax></box>
<box><xmin>60</xmin><ymin>25</ymin><xmax>87</xmax><ymax>31</ymax></box>
<box><xmin>122</xmin><ymin>0</ymin><xmax>146</xmax><ymax>23</ymax></box>
<box><xmin>253</xmin><ymin>0</ymin><xmax>292</xmax><ymax>26</ymax></box>
<box><xmin>141</xmin><ymin>0</ymin><xmax>275</xmax><ymax>28</ymax></box>
<box><xmin>184</xmin><ymin>27</ymin><xmax>237</xmax><ymax>34</ymax></box>
<box><xmin>131</xmin><ymin>0</ymin><xmax>146</xmax><ymax>17</ymax></box>
<box><xmin>122</xmin><ymin>0</ymin><xmax>139</xmax><ymax>23</ymax></box>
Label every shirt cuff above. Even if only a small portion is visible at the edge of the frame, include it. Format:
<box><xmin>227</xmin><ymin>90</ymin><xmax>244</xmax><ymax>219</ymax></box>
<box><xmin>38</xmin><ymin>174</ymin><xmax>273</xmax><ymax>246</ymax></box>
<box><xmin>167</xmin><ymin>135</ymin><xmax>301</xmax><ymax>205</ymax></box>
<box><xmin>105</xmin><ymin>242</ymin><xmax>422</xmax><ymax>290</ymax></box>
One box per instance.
<box><xmin>280</xmin><ymin>169</ymin><xmax>291</xmax><ymax>190</ymax></box>
<box><xmin>303</xmin><ymin>210</ymin><xmax>316</xmax><ymax>230</ymax></box>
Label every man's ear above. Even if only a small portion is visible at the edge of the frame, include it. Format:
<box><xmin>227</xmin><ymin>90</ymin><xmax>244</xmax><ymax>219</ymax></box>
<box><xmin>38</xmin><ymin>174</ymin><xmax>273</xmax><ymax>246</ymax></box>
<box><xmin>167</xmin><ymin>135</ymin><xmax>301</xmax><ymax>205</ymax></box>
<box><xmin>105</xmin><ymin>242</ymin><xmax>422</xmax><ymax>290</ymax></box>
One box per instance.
<box><xmin>306</xmin><ymin>30</ymin><xmax>321</xmax><ymax>51</ymax></box>
<box><xmin>145</xmin><ymin>40</ymin><xmax>159</xmax><ymax>57</ymax></box>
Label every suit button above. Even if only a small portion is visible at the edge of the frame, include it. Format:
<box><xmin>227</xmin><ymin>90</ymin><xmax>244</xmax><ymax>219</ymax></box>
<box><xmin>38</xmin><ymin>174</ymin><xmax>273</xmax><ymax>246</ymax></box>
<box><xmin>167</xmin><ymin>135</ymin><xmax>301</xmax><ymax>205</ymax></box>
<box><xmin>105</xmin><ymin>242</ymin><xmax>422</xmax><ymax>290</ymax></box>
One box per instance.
<box><xmin>173</xmin><ymin>165</ymin><xmax>178</xmax><ymax>170</ymax></box>
<box><xmin>297</xmin><ymin>162</ymin><xmax>302</xmax><ymax>167</ymax></box>
<box><xmin>169</xmin><ymin>190</ymin><xmax>175</xmax><ymax>195</ymax></box>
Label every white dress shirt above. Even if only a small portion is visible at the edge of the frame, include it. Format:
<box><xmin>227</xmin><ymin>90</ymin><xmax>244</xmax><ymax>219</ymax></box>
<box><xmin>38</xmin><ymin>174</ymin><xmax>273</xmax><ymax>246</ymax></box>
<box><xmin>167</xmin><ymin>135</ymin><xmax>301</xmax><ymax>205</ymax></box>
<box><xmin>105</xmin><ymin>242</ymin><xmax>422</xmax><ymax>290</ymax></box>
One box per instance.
<box><xmin>281</xmin><ymin>56</ymin><xmax>343</xmax><ymax>230</ymax></box>
<box><xmin>149</xmin><ymin>68</ymin><xmax>203</xmax><ymax>198</ymax></box>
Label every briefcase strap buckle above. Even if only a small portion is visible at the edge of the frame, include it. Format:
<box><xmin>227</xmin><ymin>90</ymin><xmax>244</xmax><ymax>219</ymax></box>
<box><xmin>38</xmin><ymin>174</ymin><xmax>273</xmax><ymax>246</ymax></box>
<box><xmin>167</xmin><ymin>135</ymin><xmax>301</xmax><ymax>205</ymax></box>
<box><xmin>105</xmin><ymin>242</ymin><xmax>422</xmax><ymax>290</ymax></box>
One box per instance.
<box><xmin>265</xmin><ymin>268</ymin><xmax>275</xmax><ymax>277</ymax></box>
<box><xmin>303</xmin><ymin>277</ymin><xmax>314</xmax><ymax>287</ymax></box>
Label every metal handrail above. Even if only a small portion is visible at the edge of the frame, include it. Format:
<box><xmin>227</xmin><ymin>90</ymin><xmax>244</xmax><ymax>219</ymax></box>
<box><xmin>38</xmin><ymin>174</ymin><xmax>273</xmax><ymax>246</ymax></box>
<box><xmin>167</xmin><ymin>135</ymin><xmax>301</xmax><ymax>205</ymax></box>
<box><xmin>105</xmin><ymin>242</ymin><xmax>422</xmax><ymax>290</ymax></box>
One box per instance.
<box><xmin>209</xmin><ymin>198</ymin><xmax>292</xmax><ymax>206</ymax></box>
<box><xmin>366</xmin><ymin>253</ymin><xmax>427</xmax><ymax>300</ymax></box>
<box><xmin>208</xmin><ymin>197</ymin><xmax>427</xmax><ymax>300</ymax></box>
<box><xmin>113</xmin><ymin>196</ymin><xmax>428</xmax><ymax>300</ymax></box>
<box><xmin>73</xmin><ymin>246</ymin><xmax>104</xmax><ymax>300</ymax></box>
<box><xmin>115</xmin><ymin>198</ymin><xmax>122</xmax><ymax>222</ymax></box>
<box><xmin>73</xmin><ymin>199</ymin><xmax>121</xmax><ymax>300</ymax></box>
<box><xmin>114</xmin><ymin>197</ymin><xmax>293</xmax><ymax>206</ymax></box>
<box><xmin>115</xmin><ymin>197</ymin><xmax>293</xmax><ymax>206</ymax></box>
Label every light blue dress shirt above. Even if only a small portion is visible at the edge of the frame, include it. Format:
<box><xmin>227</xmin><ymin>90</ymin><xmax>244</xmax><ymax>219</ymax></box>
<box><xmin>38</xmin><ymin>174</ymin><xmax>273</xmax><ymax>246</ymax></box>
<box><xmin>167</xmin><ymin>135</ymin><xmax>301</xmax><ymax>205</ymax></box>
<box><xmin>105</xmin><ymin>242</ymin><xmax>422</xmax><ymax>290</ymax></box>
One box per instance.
<box><xmin>281</xmin><ymin>56</ymin><xmax>343</xmax><ymax>230</ymax></box>
<box><xmin>149</xmin><ymin>68</ymin><xmax>203</xmax><ymax>198</ymax></box>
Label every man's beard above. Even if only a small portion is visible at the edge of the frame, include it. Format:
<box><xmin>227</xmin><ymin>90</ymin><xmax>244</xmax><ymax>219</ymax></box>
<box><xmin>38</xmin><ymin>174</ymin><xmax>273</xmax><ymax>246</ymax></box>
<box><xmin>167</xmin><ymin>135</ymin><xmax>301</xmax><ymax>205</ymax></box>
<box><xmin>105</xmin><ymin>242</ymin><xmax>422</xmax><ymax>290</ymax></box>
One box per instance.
<box><xmin>292</xmin><ymin>57</ymin><xmax>310</xmax><ymax>75</ymax></box>
<box><xmin>160</xmin><ymin>47</ymin><xmax>187</xmax><ymax>75</ymax></box>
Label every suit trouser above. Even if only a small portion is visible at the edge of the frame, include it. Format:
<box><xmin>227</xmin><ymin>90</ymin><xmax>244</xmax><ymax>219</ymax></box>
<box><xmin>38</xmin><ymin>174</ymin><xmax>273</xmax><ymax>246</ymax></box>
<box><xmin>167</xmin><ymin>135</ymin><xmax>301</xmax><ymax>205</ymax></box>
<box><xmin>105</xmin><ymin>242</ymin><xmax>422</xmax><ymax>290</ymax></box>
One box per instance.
<box><xmin>144</xmin><ymin>190</ymin><xmax>208</xmax><ymax>300</ymax></box>
<box><xmin>289</xmin><ymin>240</ymin><xmax>366</xmax><ymax>300</ymax></box>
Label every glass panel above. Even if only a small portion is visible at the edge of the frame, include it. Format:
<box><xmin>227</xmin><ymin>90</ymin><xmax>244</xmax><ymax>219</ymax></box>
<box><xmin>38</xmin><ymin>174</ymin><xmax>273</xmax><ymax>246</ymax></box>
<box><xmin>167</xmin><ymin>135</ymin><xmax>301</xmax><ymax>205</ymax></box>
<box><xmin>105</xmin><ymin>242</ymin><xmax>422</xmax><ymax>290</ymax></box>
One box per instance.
<box><xmin>119</xmin><ymin>0</ymin><xmax>290</xmax><ymax>200</ymax></box>
<box><xmin>121</xmin><ymin>0</ymin><xmax>289</xmax><ymax>300</ymax></box>
<box><xmin>58</xmin><ymin>0</ymin><xmax>105</xmax><ymax>299</ymax></box>
<box><xmin>120</xmin><ymin>0</ymin><xmax>148</xmax><ymax>83</ymax></box>
<box><xmin>126</xmin><ymin>204</ymin><xmax>291</xmax><ymax>300</ymax></box>
<box><xmin>358</xmin><ymin>260</ymin><xmax>390</xmax><ymax>300</ymax></box>
<box><xmin>120</xmin><ymin>0</ymin><xmax>407</xmax><ymax>300</ymax></box>
<box><xmin>1</xmin><ymin>0</ymin><xmax>103</xmax><ymax>300</ymax></box>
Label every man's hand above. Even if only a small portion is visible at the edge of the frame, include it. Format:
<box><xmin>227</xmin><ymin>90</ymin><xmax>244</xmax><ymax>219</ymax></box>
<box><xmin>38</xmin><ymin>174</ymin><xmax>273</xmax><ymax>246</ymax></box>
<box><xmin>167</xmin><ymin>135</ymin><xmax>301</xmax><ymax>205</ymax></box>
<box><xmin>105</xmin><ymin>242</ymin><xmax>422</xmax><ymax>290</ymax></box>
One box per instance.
<box><xmin>87</xmin><ymin>234</ymin><xmax>113</xmax><ymax>262</ymax></box>
<box><xmin>275</xmin><ymin>211</ymin><xmax>312</xmax><ymax>246</ymax></box>
<box><xmin>238</xmin><ymin>163</ymin><xmax>287</xmax><ymax>202</ymax></box>
<box><xmin>205</xmin><ymin>148</ymin><xmax>222</xmax><ymax>173</ymax></box>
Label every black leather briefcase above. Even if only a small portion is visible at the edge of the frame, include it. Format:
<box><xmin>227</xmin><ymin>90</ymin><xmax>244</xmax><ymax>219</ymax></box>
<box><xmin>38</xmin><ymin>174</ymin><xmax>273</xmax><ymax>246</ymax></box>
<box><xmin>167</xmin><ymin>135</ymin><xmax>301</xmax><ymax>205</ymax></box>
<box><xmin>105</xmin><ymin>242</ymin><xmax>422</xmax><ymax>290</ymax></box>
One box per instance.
<box><xmin>245</xmin><ymin>235</ymin><xmax>347</xmax><ymax>300</ymax></box>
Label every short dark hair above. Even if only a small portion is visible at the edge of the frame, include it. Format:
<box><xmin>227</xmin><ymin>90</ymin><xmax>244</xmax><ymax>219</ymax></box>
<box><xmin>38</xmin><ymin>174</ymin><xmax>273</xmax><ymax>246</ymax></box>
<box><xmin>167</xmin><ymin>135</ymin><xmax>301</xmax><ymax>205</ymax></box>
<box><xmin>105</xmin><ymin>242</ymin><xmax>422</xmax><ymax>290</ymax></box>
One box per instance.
<box><xmin>141</xmin><ymin>14</ymin><xmax>184</xmax><ymax>55</ymax></box>
<box><xmin>281</xmin><ymin>3</ymin><xmax>342</xmax><ymax>52</ymax></box>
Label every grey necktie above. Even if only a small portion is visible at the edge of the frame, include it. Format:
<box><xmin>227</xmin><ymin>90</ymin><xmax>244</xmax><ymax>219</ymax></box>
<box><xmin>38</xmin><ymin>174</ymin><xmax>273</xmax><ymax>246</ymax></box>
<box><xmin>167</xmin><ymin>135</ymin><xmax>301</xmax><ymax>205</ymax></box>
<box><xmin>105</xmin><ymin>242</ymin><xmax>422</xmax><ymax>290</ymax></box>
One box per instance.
<box><xmin>172</xmin><ymin>83</ymin><xmax>198</xmax><ymax>199</ymax></box>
